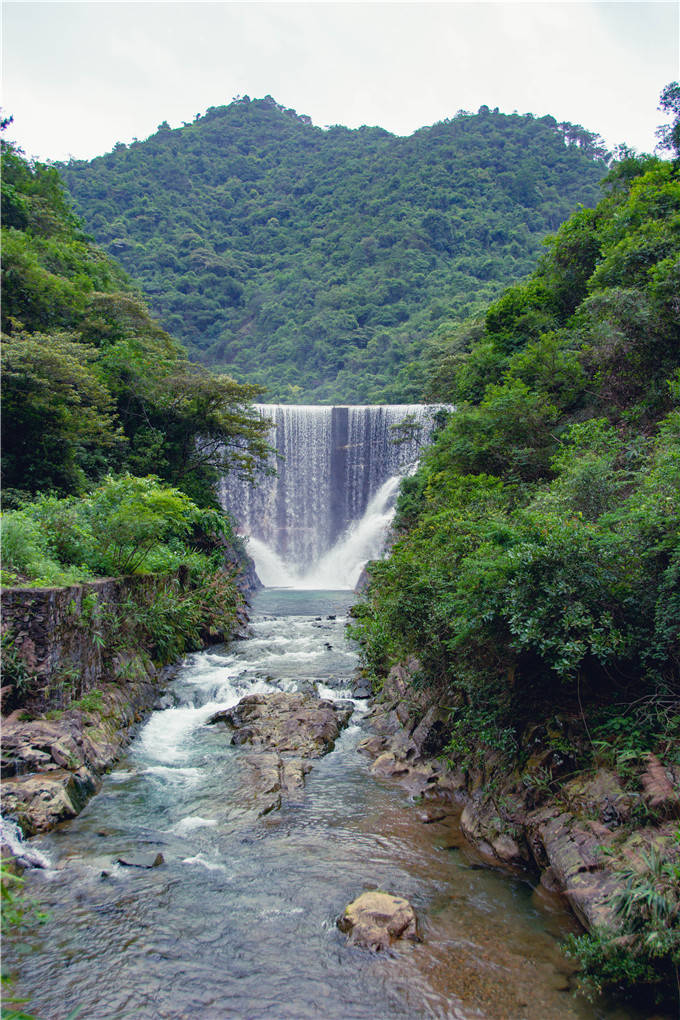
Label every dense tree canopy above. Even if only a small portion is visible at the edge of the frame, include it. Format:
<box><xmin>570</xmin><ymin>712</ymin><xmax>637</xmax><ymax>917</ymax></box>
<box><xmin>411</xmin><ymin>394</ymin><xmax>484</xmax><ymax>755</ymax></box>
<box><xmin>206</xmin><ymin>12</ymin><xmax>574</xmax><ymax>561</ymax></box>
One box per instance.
<box><xmin>354</xmin><ymin>149</ymin><xmax>680</xmax><ymax>760</ymax></box>
<box><xmin>59</xmin><ymin>96</ymin><xmax>609</xmax><ymax>402</ymax></box>
<box><xmin>1</xmin><ymin>138</ymin><xmax>271</xmax><ymax>506</ymax></box>
<box><xmin>353</xmin><ymin>144</ymin><xmax>680</xmax><ymax>1002</ymax></box>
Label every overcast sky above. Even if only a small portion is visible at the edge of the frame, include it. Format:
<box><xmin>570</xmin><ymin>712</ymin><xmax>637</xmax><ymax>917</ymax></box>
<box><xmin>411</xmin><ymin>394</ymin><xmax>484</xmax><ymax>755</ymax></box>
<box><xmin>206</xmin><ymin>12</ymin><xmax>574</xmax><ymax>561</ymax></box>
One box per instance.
<box><xmin>2</xmin><ymin>2</ymin><xmax>678</xmax><ymax>163</ymax></box>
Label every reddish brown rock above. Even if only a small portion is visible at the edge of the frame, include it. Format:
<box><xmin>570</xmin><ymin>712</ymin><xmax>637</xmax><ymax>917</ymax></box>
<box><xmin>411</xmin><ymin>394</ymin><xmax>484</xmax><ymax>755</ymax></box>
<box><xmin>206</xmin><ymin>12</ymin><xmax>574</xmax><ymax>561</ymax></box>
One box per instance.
<box><xmin>358</xmin><ymin>654</ymin><xmax>680</xmax><ymax>950</ymax></box>
<box><xmin>460</xmin><ymin>799</ymin><xmax>527</xmax><ymax>868</ymax></box>
<box><xmin>641</xmin><ymin>754</ymin><xmax>680</xmax><ymax>818</ymax></box>
<box><xmin>371</xmin><ymin>751</ymin><xmax>412</xmax><ymax>779</ymax></box>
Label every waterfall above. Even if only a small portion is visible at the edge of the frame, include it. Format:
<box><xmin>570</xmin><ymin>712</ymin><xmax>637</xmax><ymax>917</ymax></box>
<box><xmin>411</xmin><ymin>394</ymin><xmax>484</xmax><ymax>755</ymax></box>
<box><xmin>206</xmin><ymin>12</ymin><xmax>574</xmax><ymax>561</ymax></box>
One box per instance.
<box><xmin>219</xmin><ymin>404</ymin><xmax>441</xmax><ymax>589</ymax></box>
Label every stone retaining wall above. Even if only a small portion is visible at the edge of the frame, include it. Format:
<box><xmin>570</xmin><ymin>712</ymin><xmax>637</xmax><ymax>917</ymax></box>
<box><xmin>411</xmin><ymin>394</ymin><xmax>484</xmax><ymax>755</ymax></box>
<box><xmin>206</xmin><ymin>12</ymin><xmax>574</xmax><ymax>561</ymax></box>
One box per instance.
<box><xmin>1</xmin><ymin>575</ymin><xmax>166</xmax><ymax>710</ymax></box>
<box><xmin>1</xmin><ymin>574</ymin><xmax>175</xmax><ymax>713</ymax></box>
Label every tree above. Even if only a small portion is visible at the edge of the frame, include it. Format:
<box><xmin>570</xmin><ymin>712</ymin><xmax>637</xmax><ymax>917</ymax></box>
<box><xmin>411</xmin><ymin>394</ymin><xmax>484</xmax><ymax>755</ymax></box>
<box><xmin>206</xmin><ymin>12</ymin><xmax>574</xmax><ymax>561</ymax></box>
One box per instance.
<box><xmin>1</xmin><ymin>141</ymin><xmax>272</xmax><ymax>506</ymax></box>
<box><xmin>656</xmin><ymin>81</ymin><xmax>680</xmax><ymax>157</ymax></box>
<box><xmin>1</xmin><ymin>333</ymin><xmax>120</xmax><ymax>496</ymax></box>
<box><xmin>58</xmin><ymin>100</ymin><xmax>608</xmax><ymax>402</ymax></box>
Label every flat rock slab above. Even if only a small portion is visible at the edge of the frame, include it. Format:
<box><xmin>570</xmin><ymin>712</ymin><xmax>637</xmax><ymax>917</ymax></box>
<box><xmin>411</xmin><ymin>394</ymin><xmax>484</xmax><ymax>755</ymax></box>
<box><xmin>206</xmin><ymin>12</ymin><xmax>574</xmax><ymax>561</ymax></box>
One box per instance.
<box><xmin>239</xmin><ymin>752</ymin><xmax>313</xmax><ymax>817</ymax></box>
<box><xmin>207</xmin><ymin>691</ymin><xmax>351</xmax><ymax>817</ymax></box>
<box><xmin>338</xmin><ymin>891</ymin><xmax>419</xmax><ymax>951</ymax></box>
<box><xmin>207</xmin><ymin>691</ymin><xmax>353</xmax><ymax>759</ymax></box>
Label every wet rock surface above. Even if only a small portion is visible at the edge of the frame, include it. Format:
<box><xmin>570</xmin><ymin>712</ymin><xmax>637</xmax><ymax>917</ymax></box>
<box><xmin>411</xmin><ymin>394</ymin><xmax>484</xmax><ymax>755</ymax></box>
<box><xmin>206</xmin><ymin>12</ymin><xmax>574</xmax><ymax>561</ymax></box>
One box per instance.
<box><xmin>359</xmin><ymin>658</ymin><xmax>680</xmax><ymax>941</ymax></box>
<box><xmin>116</xmin><ymin>851</ymin><xmax>164</xmax><ymax>869</ymax></box>
<box><xmin>356</xmin><ymin>660</ymin><xmax>464</xmax><ymax>821</ymax></box>
<box><xmin>1</xmin><ymin>678</ymin><xmax>160</xmax><ymax>837</ymax></box>
<box><xmin>208</xmin><ymin>691</ymin><xmax>353</xmax><ymax>814</ymax></box>
<box><xmin>208</xmin><ymin>691</ymin><xmax>353</xmax><ymax>758</ymax></box>
<box><xmin>238</xmin><ymin>751</ymin><xmax>313</xmax><ymax>817</ymax></box>
<box><xmin>338</xmin><ymin>891</ymin><xmax>419</xmax><ymax>950</ymax></box>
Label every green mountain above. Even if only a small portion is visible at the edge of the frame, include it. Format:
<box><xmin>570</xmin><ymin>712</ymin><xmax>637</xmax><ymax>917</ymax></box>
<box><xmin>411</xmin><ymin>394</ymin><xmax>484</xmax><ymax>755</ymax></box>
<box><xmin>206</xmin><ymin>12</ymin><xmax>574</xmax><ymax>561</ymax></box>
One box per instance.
<box><xmin>60</xmin><ymin>96</ymin><xmax>609</xmax><ymax>402</ymax></box>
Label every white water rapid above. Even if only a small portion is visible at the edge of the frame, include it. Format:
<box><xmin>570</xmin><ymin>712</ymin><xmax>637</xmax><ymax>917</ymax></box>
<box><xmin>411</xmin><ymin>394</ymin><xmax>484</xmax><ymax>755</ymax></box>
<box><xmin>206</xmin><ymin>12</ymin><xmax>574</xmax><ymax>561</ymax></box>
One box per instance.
<box><xmin>219</xmin><ymin>404</ymin><xmax>441</xmax><ymax>588</ymax></box>
<box><xmin>0</xmin><ymin>816</ymin><xmax>50</xmax><ymax>869</ymax></box>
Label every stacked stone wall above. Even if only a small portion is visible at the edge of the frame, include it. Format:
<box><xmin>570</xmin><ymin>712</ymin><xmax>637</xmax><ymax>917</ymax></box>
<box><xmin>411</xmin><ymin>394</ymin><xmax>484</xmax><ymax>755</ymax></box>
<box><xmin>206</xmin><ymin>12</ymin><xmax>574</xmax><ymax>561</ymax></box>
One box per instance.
<box><xmin>1</xmin><ymin>574</ymin><xmax>168</xmax><ymax>712</ymax></box>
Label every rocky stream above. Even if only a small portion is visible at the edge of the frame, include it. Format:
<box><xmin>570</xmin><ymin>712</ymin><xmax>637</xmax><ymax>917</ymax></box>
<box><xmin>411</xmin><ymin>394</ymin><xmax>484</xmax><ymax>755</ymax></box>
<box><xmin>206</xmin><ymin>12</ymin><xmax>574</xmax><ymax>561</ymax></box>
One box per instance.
<box><xmin>2</xmin><ymin>588</ymin><xmax>656</xmax><ymax>1020</ymax></box>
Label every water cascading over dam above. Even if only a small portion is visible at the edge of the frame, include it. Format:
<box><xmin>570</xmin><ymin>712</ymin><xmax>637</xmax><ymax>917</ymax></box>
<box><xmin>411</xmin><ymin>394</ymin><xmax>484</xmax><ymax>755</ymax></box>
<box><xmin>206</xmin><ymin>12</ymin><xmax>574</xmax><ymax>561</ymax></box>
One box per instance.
<box><xmin>218</xmin><ymin>404</ymin><xmax>441</xmax><ymax>588</ymax></box>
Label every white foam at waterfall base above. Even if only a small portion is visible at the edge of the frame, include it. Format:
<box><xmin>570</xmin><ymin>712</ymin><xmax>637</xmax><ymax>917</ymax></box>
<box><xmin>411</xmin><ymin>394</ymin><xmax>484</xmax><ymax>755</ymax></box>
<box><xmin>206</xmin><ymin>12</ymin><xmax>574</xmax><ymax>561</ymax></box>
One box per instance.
<box><xmin>246</xmin><ymin>538</ymin><xmax>297</xmax><ymax>587</ymax></box>
<box><xmin>299</xmin><ymin>474</ymin><xmax>402</xmax><ymax>589</ymax></box>
<box><xmin>222</xmin><ymin>403</ymin><xmax>443</xmax><ymax>586</ymax></box>
<box><xmin>136</xmin><ymin>675</ymin><xmax>274</xmax><ymax>765</ymax></box>
<box><xmin>246</xmin><ymin>474</ymin><xmax>402</xmax><ymax>590</ymax></box>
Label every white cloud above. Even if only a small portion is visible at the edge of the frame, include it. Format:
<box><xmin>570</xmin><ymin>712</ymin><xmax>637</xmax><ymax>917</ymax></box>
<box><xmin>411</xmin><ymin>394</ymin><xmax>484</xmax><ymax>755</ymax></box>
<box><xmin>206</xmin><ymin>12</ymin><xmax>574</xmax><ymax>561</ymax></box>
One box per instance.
<box><xmin>2</xmin><ymin>1</ymin><xmax>677</xmax><ymax>161</ymax></box>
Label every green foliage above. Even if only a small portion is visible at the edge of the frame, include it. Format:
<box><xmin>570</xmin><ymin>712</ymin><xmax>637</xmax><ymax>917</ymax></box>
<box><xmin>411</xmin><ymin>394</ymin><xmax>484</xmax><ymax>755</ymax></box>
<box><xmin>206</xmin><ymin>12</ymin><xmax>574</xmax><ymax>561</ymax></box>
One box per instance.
<box><xmin>1</xmin><ymin>863</ymin><xmax>46</xmax><ymax>1020</ymax></box>
<box><xmin>0</xmin><ymin>512</ymin><xmax>86</xmax><ymax>586</ymax></box>
<box><xmin>70</xmin><ymin>689</ymin><xmax>105</xmax><ymax>714</ymax></box>
<box><xmin>1</xmin><ymin>140</ymin><xmax>271</xmax><ymax>505</ymax></box>
<box><xmin>353</xmin><ymin>124</ymin><xmax>680</xmax><ymax>783</ymax></box>
<box><xmin>1</xmin><ymin>475</ymin><xmax>237</xmax><ymax>584</ymax></box>
<box><xmin>1</xmin><ymin>332</ymin><xmax>119</xmax><ymax>494</ymax></box>
<box><xmin>565</xmin><ymin>846</ymin><xmax>680</xmax><ymax>1005</ymax></box>
<box><xmin>484</xmin><ymin>277</ymin><xmax>557</xmax><ymax>354</ymax></box>
<box><xmin>356</xmin><ymin>408</ymin><xmax>679</xmax><ymax>745</ymax></box>
<box><xmin>1</xmin><ymin>477</ymin><xmax>245</xmax><ymax>678</ymax></box>
<box><xmin>429</xmin><ymin>380</ymin><xmax>559</xmax><ymax>482</ymax></box>
<box><xmin>656</xmin><ymin>80</ymin><xmax>680</xmax><ymax>158</ymax></box>
<box><xmin>504</xmin><ymin>332</ymin><xmax>585</xmax><ymax>411</ymax></box>
<box><xmin>444</xmin><ymin>697</ymin><xmax>518</xmax><ymax>773</ymax></box>
<box><xmin>564</xmin><ymin>930</ymin><xmax>664</xmax><ymax>1001</ymax></box>
<box><xmin>0</xmin><ymin>147</ymin><xmax>253</xmax><ymax>700</ymax></box>
<box><xmin>430</xmin><ymin>159</ymin><xmax>680</xmax><ymax>424</ymax></box>
<box><xmin>0</xmin><ymin>629</ymin><xmax>36</xmax><ymax>694</ymax></box>
<box><xmin>58</xmin><ymin>98</ymin><xmax>607</xmax><ymax>402</ymax></box>
<box><xmin>103</xmin><ymin>562</ymin><xmax>240</xmax><ymax>666</ymax></box>
<box><xmin>0</xmin><ymin>867</ymin><xmax>27</xmax><ymax>933</ymax></box>
<box><xmin>77</xmin><ymin>474</ymin><xmax>198</xmax><ymax>574</ymax></box>
<box><xmin>535</xmin><ymin>419</ymin><xmax>630</xmax><ymax>521</ymax></box>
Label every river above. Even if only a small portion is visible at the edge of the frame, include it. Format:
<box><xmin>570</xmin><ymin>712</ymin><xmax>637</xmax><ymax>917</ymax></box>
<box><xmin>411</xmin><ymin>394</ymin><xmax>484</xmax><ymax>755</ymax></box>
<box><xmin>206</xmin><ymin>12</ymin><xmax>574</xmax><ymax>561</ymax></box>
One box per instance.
<box><xmin>5</xmin><ymin>590</ymin><xmax>640</xmax><ymax>1020</ymax></box>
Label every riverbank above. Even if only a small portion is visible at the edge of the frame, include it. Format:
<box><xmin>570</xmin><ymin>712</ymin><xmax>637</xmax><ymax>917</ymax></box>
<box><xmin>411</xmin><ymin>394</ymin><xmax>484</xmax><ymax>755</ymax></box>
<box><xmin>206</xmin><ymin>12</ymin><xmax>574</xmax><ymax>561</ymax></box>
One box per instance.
<box><xmin>357</xmin><ymin>657</ymin><xmax>680</xmax><ymax>1004</ymax></box>
<box><xmin>1</xmin><ymin>664</ymin><xmax>173</xmax><ymax>836</ymax></box>
<box><xmin>3</xmin><ymin>586</ymin><xmax>677</xmax><ymax>1014</ymax></box>
<box><xmin>1</xmin><ymin>560</ymin><xmax>254</xmax><ymax>843</ymax></box>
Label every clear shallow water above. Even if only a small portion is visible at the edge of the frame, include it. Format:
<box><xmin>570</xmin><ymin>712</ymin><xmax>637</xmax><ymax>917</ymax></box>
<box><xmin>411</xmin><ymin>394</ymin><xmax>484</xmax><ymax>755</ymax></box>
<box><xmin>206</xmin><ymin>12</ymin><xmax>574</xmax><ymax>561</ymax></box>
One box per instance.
<box><xmin>6</xmin><ymin>591</ymin><xmax>641</xmax><ymax>1019</ymax></box>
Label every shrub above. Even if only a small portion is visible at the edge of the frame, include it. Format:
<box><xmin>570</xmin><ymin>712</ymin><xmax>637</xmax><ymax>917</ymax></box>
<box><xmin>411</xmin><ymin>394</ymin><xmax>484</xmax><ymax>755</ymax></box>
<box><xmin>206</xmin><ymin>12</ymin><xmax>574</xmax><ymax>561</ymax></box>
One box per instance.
<box><xmin>0</xmin><ymin>512</ymin><xmax>85</xmax><ymax>586</ymax></box>
<box><xmin>565</xmin><ymin>845</ymin><xmax>680</xmax><ymax>1006</ymax></box>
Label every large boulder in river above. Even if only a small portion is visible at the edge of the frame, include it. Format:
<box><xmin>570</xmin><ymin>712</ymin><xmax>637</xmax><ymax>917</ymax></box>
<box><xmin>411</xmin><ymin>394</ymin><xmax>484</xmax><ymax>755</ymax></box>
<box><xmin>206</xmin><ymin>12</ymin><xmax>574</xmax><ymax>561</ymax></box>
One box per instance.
<box><xmin>338</xmin><ymin>891</ymin><xmax>419</xmax><ymax>950</ymax></box>
<box><xmin>207</xmin><ymin>691</ymin><xmax>353</xmax><ymax>759</ymax></box>
<box><xmin>1</xmin><ymin>766</ymin><xmax>98</xmax><ymax>836</ymax></box>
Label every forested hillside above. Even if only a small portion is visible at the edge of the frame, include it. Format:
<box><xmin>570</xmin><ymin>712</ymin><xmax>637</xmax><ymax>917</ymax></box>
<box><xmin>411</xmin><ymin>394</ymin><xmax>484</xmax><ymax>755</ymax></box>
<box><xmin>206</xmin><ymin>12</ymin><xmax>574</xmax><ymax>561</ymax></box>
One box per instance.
<box><xmin>1</xmin><ymin>131</ymin><xmax>269</xmax><ymax>622</ymax></box>
<box><xmin>1</xmin><ymin>136</ymin><xmax>269</xmax><ymax>508</ymax></box>
<box><xmin>60</xmin><ymin>96</ymin><xmax>609</xmax><ymax>401</ymax></box>
<box><xmin>352</xmin><ymin>106</ymin><xmax>680</xmax><ymax>1005</ymax></box>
